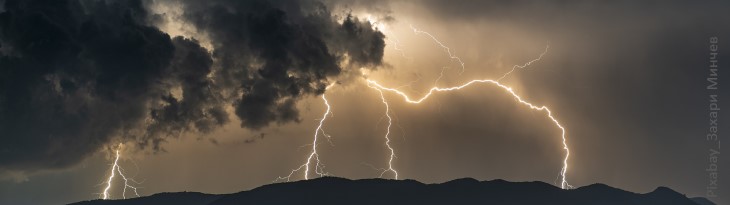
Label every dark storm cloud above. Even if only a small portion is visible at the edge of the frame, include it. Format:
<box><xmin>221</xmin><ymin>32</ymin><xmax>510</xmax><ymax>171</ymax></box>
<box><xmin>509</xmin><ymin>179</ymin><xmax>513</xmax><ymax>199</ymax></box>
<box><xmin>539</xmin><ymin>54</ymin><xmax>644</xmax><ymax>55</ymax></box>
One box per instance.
<box><xmin>143</xmin><ymin>36</ymin><xmax>229</xmax><ymax>150</ymax></box>
<box><xmin>0</xmin><ymin>0</ymin><xmax>385</xmax><ymax>173</ymax></box>
<box><xmin>0</xmin><ymin>0</ymin><xmax>179</xmax><ymax>171</ymax></box>
<box><xmin>175</xmin><ymin>0</ymin><xmax>384</xmax><ymax>129</ymax></box>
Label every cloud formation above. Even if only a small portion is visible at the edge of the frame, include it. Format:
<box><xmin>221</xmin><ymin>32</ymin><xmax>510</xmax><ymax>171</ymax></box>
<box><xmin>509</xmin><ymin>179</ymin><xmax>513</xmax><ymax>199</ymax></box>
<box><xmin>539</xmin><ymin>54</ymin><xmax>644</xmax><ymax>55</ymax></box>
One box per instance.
<box><xmin>175</xmin><ymin>0</ymin><xmax>384</xmax><ymax>129</ymax></box>
<box><xmin>0</xmin><ymin>0</ymin><xmax>385</xmax><ymax>173</ymax></box>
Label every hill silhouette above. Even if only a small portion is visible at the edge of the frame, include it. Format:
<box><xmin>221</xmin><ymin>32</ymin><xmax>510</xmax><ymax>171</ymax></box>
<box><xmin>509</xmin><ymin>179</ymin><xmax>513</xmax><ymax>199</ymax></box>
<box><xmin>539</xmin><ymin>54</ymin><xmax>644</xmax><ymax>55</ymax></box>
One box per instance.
<box><xmin>69</xmin><ymin>177</ymin><xmax>715</xmax><ymax>205</ymax></box>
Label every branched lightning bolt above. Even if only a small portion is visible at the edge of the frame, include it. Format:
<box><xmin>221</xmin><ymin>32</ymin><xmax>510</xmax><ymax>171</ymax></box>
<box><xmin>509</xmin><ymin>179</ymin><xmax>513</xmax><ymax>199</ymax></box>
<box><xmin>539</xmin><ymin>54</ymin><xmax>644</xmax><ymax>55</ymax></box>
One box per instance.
<box><xmin>365</xmin><ymin>78</ymin><xmax>572</xmax><ymax>189</ymax></box>
<box><xmin>410</xmin><ymin>24</ymin><xmax>466</xmax><ymax>74</ymax></box>
<box><xmin>386</xmin><ymin>36</ymin><xmax>411</xmax><ymax>60</ymax></box>
<box><xmin>278</xmin><ymin>85</ymin><xmax>335</xmax><ymax>182</ymax></box>
<box><xmin>367</xmin><ymin>15</ymin><xmax>410</xmax><ymax>60</ymax></box>
<box><xmin>364</xmin><ymin>35</ymin><xmax>571</xmax><ymax>188</ymax></box>
<box><xmin>434</xmin><ymin>67</ymin><xmax>450</xmax><ymax>86</ymax></box>
<box><xmin>367</xmin><ymin>84</ymin><xmax>399</xmax><ymax>179</ymax></box>
<box><xmin>100</xmin><ymin>143</ymin><xmax>140</xmax><ymax>199</ymax></box>
<box><xmin>497</xmin><ymin>44</ymin><xmax>550</xmax><ymax>82</ymax></box>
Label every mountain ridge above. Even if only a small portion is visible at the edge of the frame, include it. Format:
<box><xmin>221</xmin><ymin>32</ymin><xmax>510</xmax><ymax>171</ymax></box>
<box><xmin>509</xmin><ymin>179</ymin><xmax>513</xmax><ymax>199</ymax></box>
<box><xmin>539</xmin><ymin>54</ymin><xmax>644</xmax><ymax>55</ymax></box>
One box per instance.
<box><xmin>69</xmin><ymin>177</ymin><xmax>716</xmax><ymax>205</ymax></box>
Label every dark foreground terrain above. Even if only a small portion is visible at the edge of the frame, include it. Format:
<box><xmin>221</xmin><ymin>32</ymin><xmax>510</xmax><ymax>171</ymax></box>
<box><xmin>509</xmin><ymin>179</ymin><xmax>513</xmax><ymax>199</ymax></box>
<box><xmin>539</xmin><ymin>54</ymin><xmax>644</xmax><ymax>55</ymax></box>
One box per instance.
<box><xmin>70</xmin><ymin>177</ymin><xmax>714</xmax><ymax>205</ymax></box>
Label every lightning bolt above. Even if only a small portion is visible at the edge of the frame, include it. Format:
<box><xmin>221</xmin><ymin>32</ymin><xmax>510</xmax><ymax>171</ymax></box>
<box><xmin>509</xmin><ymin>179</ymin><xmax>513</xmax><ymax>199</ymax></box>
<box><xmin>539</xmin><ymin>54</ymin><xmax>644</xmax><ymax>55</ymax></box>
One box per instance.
<box><xmin>278</xmin><ymin>85</ymin><xmax>335</xmax><ymax>182</ymax></box>
<box><xmin>497</xmin><ymin>44</ymin><xmax>550</xmax><ymax>82</ymax></box>
<box><xmin>386</xmin><ymin>35</ymin><xmax>411</xmax><ymax>60</ymax></box>
<box><xmin>367</xmin><ymin>25</ymin><xmax>570</xmax><ymax>188</ymax></box>
<box><xmin>410</xmin><ymin>24</ymin><xmax>466</xmax><ymax>74</ymax></box>
<box><xmin>365</xmin><ymin>78</ymin><xmax>572</xmax><ymax>189</ymax></box>
<box><xmin>100</xmin><ymin>143</ymin><xmax>141</xmax><ymax>199</ymax></box>
<box><xmin>368</xmin><ymin>84</ymin><xmax>399</xmax><ymax>179</ymax></box>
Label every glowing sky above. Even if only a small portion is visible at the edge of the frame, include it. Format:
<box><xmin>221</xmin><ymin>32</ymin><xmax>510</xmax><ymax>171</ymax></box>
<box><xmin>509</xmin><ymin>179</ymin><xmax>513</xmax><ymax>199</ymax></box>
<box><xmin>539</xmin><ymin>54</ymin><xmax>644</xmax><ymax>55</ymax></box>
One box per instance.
<box><xmin>0</xmin><ymin>1</ymin><xmax>728</xmax><ymax>205</ymax></box>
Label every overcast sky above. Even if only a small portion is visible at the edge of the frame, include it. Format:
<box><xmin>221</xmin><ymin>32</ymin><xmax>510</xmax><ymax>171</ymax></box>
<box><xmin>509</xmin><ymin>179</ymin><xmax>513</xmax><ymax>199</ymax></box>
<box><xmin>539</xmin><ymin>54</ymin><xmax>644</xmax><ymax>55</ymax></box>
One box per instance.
<box><xmin>1</xmin><ymin>0</ymin><xmax>728</xmax><ymax>205</ymax></box>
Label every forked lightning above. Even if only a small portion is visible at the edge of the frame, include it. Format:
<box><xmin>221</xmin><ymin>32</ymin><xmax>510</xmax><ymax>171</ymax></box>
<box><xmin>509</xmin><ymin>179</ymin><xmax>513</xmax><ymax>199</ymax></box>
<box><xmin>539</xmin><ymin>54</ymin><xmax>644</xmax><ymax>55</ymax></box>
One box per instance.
<box><xmin>100</xmin><ymin>144</ymin><xmax>141</xmax><ymax>199</ymax></box>
<box><xmin>368</xmin><ymin>84</ymin><xmax>399</xmax><ymax>179</ymax></box>
<box><xmin>278</xmin><ymin>85</ymin><xmax>335</xmax><ymax>182</ymax></box>
<box><xmin>366</xmin><ymin>77</ymin><xmax>572</xmax><ymax>189</ymax></box>
<box><xmin>364</xmin><ymin>25</ymin><xmax>570</xmax><ymax>188</ymax></box>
